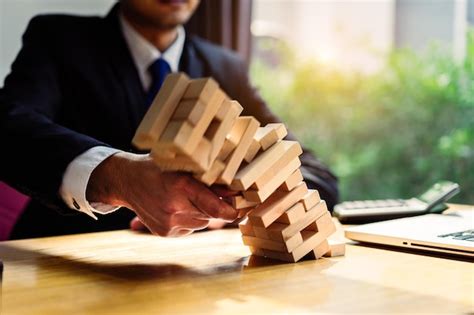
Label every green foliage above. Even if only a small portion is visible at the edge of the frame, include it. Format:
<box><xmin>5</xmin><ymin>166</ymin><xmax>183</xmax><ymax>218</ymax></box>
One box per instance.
<box><xmin>250</xmin><ymin>30</ymin><xmax>474</xmax><ymax>203</ymax></box>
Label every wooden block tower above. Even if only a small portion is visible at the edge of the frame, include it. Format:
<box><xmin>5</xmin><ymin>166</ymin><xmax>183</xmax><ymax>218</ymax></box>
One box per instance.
<box><xmin>132</xmin><ymin>73</ymin><xmax>345</xmax><ymax>263</ymax></box>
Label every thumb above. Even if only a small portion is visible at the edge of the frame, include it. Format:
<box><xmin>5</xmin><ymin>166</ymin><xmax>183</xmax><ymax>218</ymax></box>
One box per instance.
<box><xmin>130</xmin><ymin>216</ymin><xmax>150</xmax><ymax>232</ymax></box>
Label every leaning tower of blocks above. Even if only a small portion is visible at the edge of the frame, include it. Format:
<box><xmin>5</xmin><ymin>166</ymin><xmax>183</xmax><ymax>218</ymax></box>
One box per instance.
<box><xmin>132</xmin><ymin>73</ymin><xmax>345</xmax><ymax>263</ymax></box>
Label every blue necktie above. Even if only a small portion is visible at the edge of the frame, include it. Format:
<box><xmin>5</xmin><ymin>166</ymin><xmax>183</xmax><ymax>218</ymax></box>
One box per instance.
<box><xmin>146</xmin><ymin>58</ymin><xmax>171</xmax><ymax>106</ymax></box>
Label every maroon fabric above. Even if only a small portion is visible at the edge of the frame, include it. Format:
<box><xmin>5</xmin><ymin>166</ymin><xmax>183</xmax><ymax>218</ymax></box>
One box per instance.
<box><xmin>0</xmin><ymin>182</ymin><xmax>30</xmax><ymax>240</ymax></box>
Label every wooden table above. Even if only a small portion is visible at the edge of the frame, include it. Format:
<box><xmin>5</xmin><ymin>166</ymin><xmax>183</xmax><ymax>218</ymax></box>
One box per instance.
<box><xmin>1</xmin><ymin>216</ymin><xmax>473</xmax><ymax>314</ymax></box>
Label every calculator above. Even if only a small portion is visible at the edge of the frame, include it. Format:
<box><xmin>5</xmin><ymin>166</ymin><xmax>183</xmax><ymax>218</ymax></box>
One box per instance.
<box><xmin>334</xmin><ymin>181</ymin><xmax>460</xmax><ymax>224</ymax></box>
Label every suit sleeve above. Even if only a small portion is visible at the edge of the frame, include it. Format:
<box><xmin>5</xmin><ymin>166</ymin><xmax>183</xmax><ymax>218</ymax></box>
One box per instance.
<box><xmin>0</xmin><ymin>16</ymin><xmax>106</xmax><ymax>211</ymax></box>
<box><xmin>230</xmin><ymin>57</ymin><xmax>340</xmax><ymax>210</ymax></box>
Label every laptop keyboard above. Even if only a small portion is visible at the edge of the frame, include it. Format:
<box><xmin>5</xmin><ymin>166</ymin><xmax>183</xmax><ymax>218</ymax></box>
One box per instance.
<box><xmin>438</xmin><ymin>229</ymin><xmax>474</xmax><ymax>242</ymax></box>
<box><xmin>340</xmin><ymin>199</ymin><xmax>407</xmax><ymax>210</ymax></box>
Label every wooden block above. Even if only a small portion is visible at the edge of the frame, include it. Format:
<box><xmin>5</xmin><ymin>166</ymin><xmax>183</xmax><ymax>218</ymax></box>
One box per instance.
<box><xmin>302</xmin><ymin>189</ymin><xmax>321</xmax><ymax>211</ymax></box>
<box><xmin>242</xmin><ymin>232</ymin><xmax>303</xmax><ymax>253</ymax></box>
<box><xmin>152</xmin><ymin>120</ymin><xmax>192</xmax><ymax>154</ymax></box>
<box><xmin>275</xmin><ymin>202</ymin><xmax>306</xmax><ymax>224</ymax></box>
<box><xmin>231</xmin><ymin>140</ymin><xmax>287</xmax><ymax>191</ymax></box>
<box><xmin>252</xmin><ymin>141</ymin><xmax>303</xmax><ymax>190</ymax></box>
<box><xmin>191</xmin><ymin>138</ymin><xmax>212</xmax><ymax>170</ymax></box>
<box><xmin>208</xmin><ymin>100</ymin><xmax>242</xmax><ymax>162</ymax></box>
<box><xmin>204</xmin><ymin>119</ymin><xmax>221</xmax><ymax>139</ymax></box>
<box><xmin>280</xmin><ymin>169</ymin><xmax>303</xmax><ymax>191</ymax></box>
<box><xmin>155</xmin><ymin>89</ymin><xmax>225</xmax><ymax>156</ymax></box>
<box><xmin>305</xmin><ymin>205</ymin><xmax>335</xmax><ymax>232</ymax></box>
<box><xmin>243</xmin><ymin>138</ymin><xmax>261</xmax><ymax>163</ymax></box>
<box><xmin>324</xmin><ymin>240</ymin><xmax>346</xmax><ymax>257</ymax></box>
<box><xmin>215</xmin><ymin>97</ymin><xmax>231</xmax><ymax>120</ymax></box>
<box><xmin>242</xmin><ymin>235</ymin><xmax>286</xmax><ymax>252</ymax></box>
<box><xmin>182</xmin><ymin>77</ymin><xmax>219</xmax><ymax>102</ymax></box>
<box><xmin>231</xmin><ymin>195</ymin><xmax>259</xmax><ymax>209</ymax></box>
<box><xmin>248</xmin><ymin>182</ymin><xmax>308</xmax><ymax>228</ymax></box>
<box><xmin>311</xmin><ymin>240</ymin><xmax>331</xmax><ymax>259</ymax></box>
<box><xmin>172</xmin><ymin>98</ymin><xmax>207</xmax><ymax>125</ymax></box>
<box><xmin>243</xmin><ymin>157</ymin><xmax>301</xmax><ymax>203</ymax></box>
<box><xmin>218</xmin><ymin>117</ymin><xmax>260</xmax><ymax>185</ymax></box>
<box><xmin>217</xmin><ymin>138</ymin><xmax>237</xmax><ymax>161</ymax></box>
<box><xmin>256</xmin><ymin>123</ymin><xmax>288</xmax><ymax>150</ymax></box>
<box><xmin>132</xmin><ymin>73</ymin><xmax>190</xmax><ymax>150</ymax></box>
<box><xmin>266</xmin><ymin>123</ymin><xmax>288</xmax><ymax>140</ymax></box>
<box><xmin>252</xmin><ymin>226</ymin><xmax>269</xmax><ymax>239</ymax></box>
<box><xmin>153</xmin><ymin>137</ymin><xmax>212</xmax><ymax>172</ymax></box>
<box><xmin>227</xmin><ymin>116</ymin><xmax>251</xmax><ymax>144</ymax></box>
<box><xmin>238</xmin><ymin>207</ymin><xmax>254</xmax><ymax>218</ymax></box>
<box><xmin>315</xmin><ymin>211</ymin><xmax>336</xmax><ymax>232</ymax></box>
<box><xmin>261</xmin><ymin>216</ymin><xmax>337</xmax><ymax>262</ymax></box>
<box><xmin>249</xmin><ymin>246</ymin><xmax>265</xmax><ymax>256</ymax></box>
<box><xmin>238</xmin><ymin>219</ymin><xmax>255</xmax><ymax>237</ymax></box>
<box><xmin>194</xmin><ymin>159</ymin><xmax>225</xmax><ymax>186</ymax></box>
<box><xmin>266</xmin><ymin>201</ymin><xmax>328</xmax><ymax>241</ymax></box>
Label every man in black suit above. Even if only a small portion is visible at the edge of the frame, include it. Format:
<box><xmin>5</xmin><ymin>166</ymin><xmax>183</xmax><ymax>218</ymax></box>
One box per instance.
<box><xmin>0</xmin><ymin>0</ymin><xmax>338</xmax><ymax>239</ymax></box>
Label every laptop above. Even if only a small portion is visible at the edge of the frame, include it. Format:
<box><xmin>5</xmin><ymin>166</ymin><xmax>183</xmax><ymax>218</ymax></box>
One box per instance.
<box><xmin>345</xmin><ymin>212</ymin><xmax>474</xmax><ymax>258</ymax></box>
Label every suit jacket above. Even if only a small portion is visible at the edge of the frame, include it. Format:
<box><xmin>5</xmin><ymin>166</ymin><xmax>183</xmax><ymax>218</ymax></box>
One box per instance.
<box><xmin>0</xmin><ymin>6</ymin><xmax>339</xmax><ymax>239</ymax></box>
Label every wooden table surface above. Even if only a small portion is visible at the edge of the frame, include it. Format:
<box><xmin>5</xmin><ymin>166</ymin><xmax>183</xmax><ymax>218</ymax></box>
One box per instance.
<box><xmin>0</xmin><ymin>216</ymin><xmax>473</xmax><ymax>314</ymax></box>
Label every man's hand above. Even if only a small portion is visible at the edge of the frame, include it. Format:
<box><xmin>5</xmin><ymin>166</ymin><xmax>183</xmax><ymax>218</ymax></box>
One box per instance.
<box><xmin>86</xmin><ymin>152</ymin><xmax>238</xmax><ymax>237</ymax></box>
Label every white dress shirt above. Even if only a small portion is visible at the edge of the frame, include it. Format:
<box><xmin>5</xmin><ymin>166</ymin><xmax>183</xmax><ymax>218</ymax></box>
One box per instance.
<box><xmin>59</xmin><ymin>14</ymin><xmax>186</xmax><ymax>219</ymax></box>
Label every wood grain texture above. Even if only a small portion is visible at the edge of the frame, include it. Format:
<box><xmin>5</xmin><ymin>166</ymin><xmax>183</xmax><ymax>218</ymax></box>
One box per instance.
<box><xmin>0</xmin><ymin>208</ymin><xmax>472</xmax><ymax>315</ymax></box>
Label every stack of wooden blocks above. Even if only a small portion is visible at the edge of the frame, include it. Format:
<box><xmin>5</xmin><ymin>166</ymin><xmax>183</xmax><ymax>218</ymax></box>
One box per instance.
<box><xmin>132</xmin><ymin>73</ymin><xmax>345</xmax><ymax>263</ymax></box>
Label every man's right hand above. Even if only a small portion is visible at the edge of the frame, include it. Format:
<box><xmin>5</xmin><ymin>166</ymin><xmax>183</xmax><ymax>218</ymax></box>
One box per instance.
<box><xmin>86</xmin><ymin>152</ymin><xmax>238</xmax><ymax>237</ymax></box>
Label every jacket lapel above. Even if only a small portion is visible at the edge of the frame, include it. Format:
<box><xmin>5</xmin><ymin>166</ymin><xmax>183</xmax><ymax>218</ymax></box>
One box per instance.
<box><xmin>179</xmin><ymin>36</ymin><xmax>206</xmax><ymax>78</ymax></box>
<box><xmin>103</xmin><ymin>4</ymin><xmax>146</xmax><ymax>130</ymax></box>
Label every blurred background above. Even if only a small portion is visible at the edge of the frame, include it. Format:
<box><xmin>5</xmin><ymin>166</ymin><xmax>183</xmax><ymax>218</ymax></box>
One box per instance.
<box><xmin>1</xmin><ymin>0</ymin><xmax>473</xmax><ymax>204</ymax></box>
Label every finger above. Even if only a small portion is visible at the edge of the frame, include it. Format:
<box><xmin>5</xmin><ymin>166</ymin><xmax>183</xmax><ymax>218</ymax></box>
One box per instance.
<box><xmin>172</xmin><ymin>213</ymin><xmax>210</xmax><ymax>230</ymax></box>
<box><xmin>173</xmin><ymin>229</ymin><xmax>194</xmax><ymax>237</ymax></box>
<box><xmin>186</xmin><ymin>180</ymin><xmax>238</xmax><ymax>222</ymax></box>
<box><xmin>206</xmin><ymin>219</ymin><xmax>227</xmax><ymax>230</ymax></box>
<box><xmin>130</xmin><ymin>216</ymin><xmax>149</xmax><ymax>232</ymax></box>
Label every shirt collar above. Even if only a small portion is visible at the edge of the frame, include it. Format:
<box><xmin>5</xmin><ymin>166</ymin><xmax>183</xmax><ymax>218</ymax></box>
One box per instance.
<box><xmin>119</xmin><ymin>13</ymin><xmax>185</xmax><ymax>89</ymax></box>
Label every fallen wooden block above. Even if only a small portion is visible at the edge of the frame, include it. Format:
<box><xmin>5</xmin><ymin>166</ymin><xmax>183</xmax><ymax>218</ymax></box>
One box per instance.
<box><xmin>251</xmin><ymin>141</ymin><xmax>303</xmax><ymax>190</ymax></box>
<box><xmin>243</xmin><ymin>157</ymin><xmax>301</xmax><ymax>203</ymax></box>
<box><xmin>275</xmin><ymin>202</ymin><xmax>306</xmax><ymax>224</ymax></box>
<box><xmin>172</xmin><ymin>98</ymin><xmax>208</xmax><ymax>125</ymax></box>
<box><xmin>248</xmin><ymin>246</ymin><xmax>265</xmax><ymax>256</ymax></box>
<box><xmin>182</xmin><ymin>77</ymin><xmax>219</xmax><ymax>102</ymax></box>
<box><xmin>242</xmin><ymin>232</ymin><xmax>303</xmax><ymax>253</ymax></box>
<box><xmin>252</xmin><ymin>226</ymin><xmax>270</xmax><ymax>240</ymax></box>
<box><xmin>280</xmin><ymin>169</ymin><xmax>304</xmax><ymax>191</ymax></box>
<box><xmin>152</xmin><ymin>137</ymin><xmax>213</xmax><ymax>172</ymax></box>
<box><xmin>257</xmin><ymin>123</ymin><xmax>288</xmax><ymax>150</ymax></box>
<box><xmin>266</xmin><ymin>123</ymin><xmax>288</xmax><ymax>141</ymax></box>
<box><xmin>217</xmin><ymin>117</ymin><xmax>260</xmax><ymax>185</ymax></box>
<box><xmin>248</xmin><ymin>182</ymin><xmax>308</xmax><ymax>227</ymax></box>
<box><xmin>158</xmin><ymin>88</ymin><xmax>226</xmax><ymax>156</ymax></box>
<box><xmin>238</xmin><ymin>219</ymin><xmax>255</xmax><ymax>237</ymax></box>
<box><xmin>324</xmin><ymin>240</ymin><xmax>346</xmax><ymax>257</ymax></box>
<box><xmin>207</xmin><ymin>100</ymin><xmax>242</xmax><ymax>162</ymax></box>
<box><xmin>231</xmin><ymin>140</ymin><xmax>287</xmax><ymax>191</ymax></box>
<box><xmin>231</xmin><ymin>195</ymin><xmax>259</xmax><ymax>209</ymax></box>
<box><xmin>311</xmin><ymin>239</ymin><xmax>331</xmax><ymax>259</ymax></box>
<box><xmin>132</xmin><ymin>73</ymin><xmax>190</xmax><ymax>150</ymax></box>
<box><xmin>243</xmin><ymin>138</ymin><xmax>261</xmax><ymax>163</ymax></box>
<box><xmin>238</xmin><ymin>207</ymin><xmax>254</xmax><ymax>218</ymax></box>
<box><xmin>261</xmin><ymin>214</ymin><xmax>337</xmax><ymax>262</ymax></box>
<box><xmin>302</xmin><ymin>190</ymin><xmax>321</xmax><ymax>211</ymax></box>
<box><xmin>193</xmin><ymin>159</ymin><xmax>225</xmax><ymax>186</ymax></box>
<box><xmin>265</xmin><ymin>201</ymin><xmax>328</xmax><ymax>241</ymax></box>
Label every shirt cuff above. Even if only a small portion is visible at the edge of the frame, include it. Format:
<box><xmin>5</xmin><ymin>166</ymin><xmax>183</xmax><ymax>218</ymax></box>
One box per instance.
<box><xmin>59</xmin><ymin>146</ymin><xmax>122</xmax><ymax>219</ymax></box>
